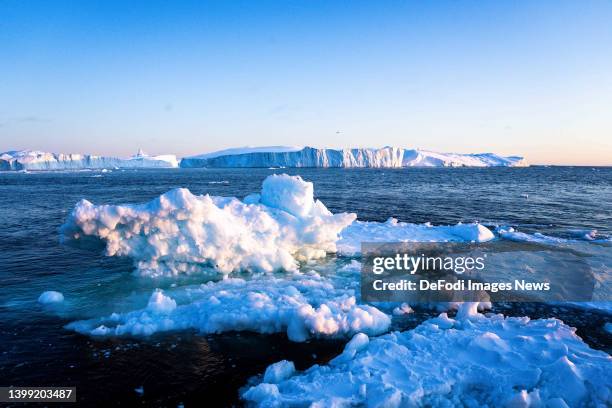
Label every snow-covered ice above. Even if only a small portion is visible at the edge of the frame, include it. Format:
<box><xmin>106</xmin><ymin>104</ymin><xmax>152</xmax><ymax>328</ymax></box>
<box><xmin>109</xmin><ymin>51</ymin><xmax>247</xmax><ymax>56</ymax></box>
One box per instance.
<box><xmin>38</xmin><ymin>291</ymin><xmax>64</xmax><ymax>304</ymax></box>
<box><xmin>242</xmin><ymin>304</ymin><xmax>612</xmax><ymax>407</ymax></box>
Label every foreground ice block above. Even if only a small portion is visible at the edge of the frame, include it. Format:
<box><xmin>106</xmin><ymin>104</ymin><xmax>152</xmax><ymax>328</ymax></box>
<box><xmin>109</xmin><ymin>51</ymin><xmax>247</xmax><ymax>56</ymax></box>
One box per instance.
<box><xmin>243</xmin><ymin>304</ymin><xmax>612</xmax><ymax>407</ymax></box>
<box><xmin>61</xmin><ymin>174</ymin><xmax>357</xmax><ymax>276</ymax></box>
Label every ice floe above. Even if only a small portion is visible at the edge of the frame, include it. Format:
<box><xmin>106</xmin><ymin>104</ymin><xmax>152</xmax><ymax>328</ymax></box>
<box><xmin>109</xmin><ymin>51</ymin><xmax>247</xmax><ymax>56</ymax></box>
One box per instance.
<box><xmin>66</xmin><ymin>268</ymin><xmax>391</xmax><ymax>342</ymax></box>
<box><xmin>338</xmin><ymin>218</ymin><xmax>494</xmax><ymax>255</ymax></box>
<box><xmin>243</xmin><ymin>304</ymin><xmax>612</xmax><ymax>407</ymax></box>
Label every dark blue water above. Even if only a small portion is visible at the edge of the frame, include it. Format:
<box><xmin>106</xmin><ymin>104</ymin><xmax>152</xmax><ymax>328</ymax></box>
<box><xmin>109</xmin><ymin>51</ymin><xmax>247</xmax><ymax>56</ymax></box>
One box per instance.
<box><xmin>1</xmin><ymin>167</ymin><xmax>611</xmax><ymax>406</ymax></box>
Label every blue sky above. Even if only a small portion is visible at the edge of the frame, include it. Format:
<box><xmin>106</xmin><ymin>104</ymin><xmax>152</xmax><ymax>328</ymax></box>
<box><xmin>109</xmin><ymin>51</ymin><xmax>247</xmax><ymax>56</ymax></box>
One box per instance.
<box><xmin>1</xmin><ymin>0</ymin><xmax>611</xmax><ymax>164</ymax></box>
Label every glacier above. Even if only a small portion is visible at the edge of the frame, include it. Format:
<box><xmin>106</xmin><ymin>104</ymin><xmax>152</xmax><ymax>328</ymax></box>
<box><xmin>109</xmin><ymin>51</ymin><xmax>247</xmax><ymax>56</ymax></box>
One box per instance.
<box><xmin>180</xmin><ymin>146</ymin><xmax>527</xmax><ymax>168</ymax></box>
<box><xmin>0</xmin><ymin>149</ymin><xmax>178</xmax><ymax>171</ymax></box>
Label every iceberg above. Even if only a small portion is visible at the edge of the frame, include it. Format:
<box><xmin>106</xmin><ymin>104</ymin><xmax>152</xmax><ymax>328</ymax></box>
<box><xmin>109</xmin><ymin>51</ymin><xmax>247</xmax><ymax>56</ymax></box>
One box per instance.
<box><xmin>243</xmin><ymin>304</ymin><xmax>612</xmax><ymax>407</ymax></box>
<box><xmin>61</xmin><ymin>174</ymin><xmax>493</xmax><ymax>276</ymax></box>
<box><xmin>61</xmin><ymin>174</ymin><xmax>357</xmax><ymax>276</ymax></box>
<box><xmin>180</xmin><ymin>146</ymin><xmax>527</xmax><ymax>168</ymax></box>
<box><xmin>0</xmin><ymin>149</ymin><xmax>178</xmax><ymax>171</ymax></box>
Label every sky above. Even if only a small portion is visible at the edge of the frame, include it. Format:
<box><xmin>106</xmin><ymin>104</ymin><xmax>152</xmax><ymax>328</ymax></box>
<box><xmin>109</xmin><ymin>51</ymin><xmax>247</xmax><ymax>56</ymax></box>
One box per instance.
<box><xmin>1</xmin><ymin>0</ymin><xmax>611</xmax><ymax>165</ymax></box>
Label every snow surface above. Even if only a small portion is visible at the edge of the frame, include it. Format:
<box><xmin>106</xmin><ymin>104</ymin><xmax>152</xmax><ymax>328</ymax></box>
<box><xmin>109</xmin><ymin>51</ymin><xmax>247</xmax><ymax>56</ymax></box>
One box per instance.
<box><xmin>243</xmin><ymin>304</ymin><xmax>612</xmax><ymax>407</ymax></box>
<box><xmin>180</xmin><ymin>146</ymin><xmax>527</xmax><ymax>168</ymax></box>
<box><xmin>38</xmin><ymin>291</ymin><xmax>64</xmax><ymax>304</ymax></box>
<box><xmin>0</xmin><ymin>149</ymin><xmax>178</xmax><ymax>170</ymax></box>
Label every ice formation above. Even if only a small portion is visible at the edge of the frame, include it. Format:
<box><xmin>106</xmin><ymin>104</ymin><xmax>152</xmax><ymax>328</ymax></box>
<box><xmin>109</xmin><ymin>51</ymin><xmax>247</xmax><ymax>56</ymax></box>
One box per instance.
<box><xmin>61</xmin><ymin>174</ymin><xmax>356</xmax><ymax>276</ymax></box>
<box><xmin>338</xmin><ymin>218</ymin><xmax>495</xmax><ymax>255</ymax></box>
<box><xmin>242</xmin><ymin>304</ymin><xmax>612</xmax><ymax>407</ymax></box>
<box><xmin>38</xmin><ymin>291</ymin><xmax>64</xmax><ymax>304</ymax></box>
<box><xmin>181</xmin><ymin>146</ymin><xmax>527</xmax><ymax>168</ymax></box>
<box><xmin>62</xmin><ymin>174</ymin><xmax>496</xmax><ymax>276</ymax></box>
<box><xmin>263</xmin><ymin>360</ymin><xmax>296</xmax><ymax>384</ymax></box>
<box><xmin>0</xmin><ymin>149</ymin><xmax>178</xmax><ymax>171</ymax></box>
<box><xmin>66</xmin><ymin>270</ymin><xmax>391</xmax><ymax>342</ymax></box>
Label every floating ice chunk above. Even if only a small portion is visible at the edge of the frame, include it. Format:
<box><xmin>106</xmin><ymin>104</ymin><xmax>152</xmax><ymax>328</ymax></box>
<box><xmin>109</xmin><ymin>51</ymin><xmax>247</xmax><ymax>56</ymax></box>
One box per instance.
<box><xmin>263</xmin><ymin>360</ymin><xmax>295</xmax><ymax>384</ymax></box>
<box><xmin>392</xmin><ymin>303</ymin><xmax>413</xmax><ymax>316</ymax></box>
<box><xmin>338</xmin><ymin>218</ymin><xmax>494</xmax><ymax>255</ymax></box>
<box><xmin>38</xmin><ymin>291</ymin><xmax>64</xmax><ymax>304</ymax></box>
<box><xmin>330</xmin><ymin>332</ymin><xmax>369</xmax><ymax>365</ymax></box>
<box><xmin>497</xmin><ymin>227</ymin><xmax>570</xmax><ymax>244</ymax></box>
<box><xmin>66</xmin><ymin>272</ymin><xmax>391</xmax><ymax>342</ymax></box>
<box><xmin>567</xmin><ymin>229</ymin><xmax>600</xmax><ymax>241</ymax></box>
<box><xmin>61</xmin><ymin>174</ymin><xmax>356</xmax><ymax>276</ymax></box>
<box><xmin>455</xmin><ymin>301</ymin><xmax>482</xmax><ymax>320</ymax></box>
<box><xmin>146</xmin><ymin>290</ymin><xmax>176</xmax><ymax>314</ymax></box>
<box><xmin>242</xmin><ymin>383</ymin><xmax>280</xmax><ymax>403</ymax></box>
<box><xmin>243</xmin><ymin>311</ymin><xmax>612</xmax><ymax>406</ymax></box>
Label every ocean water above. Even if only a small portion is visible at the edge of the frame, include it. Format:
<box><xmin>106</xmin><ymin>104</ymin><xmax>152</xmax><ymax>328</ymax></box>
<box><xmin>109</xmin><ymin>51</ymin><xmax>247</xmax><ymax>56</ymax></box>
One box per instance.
<box><xmin>1</xmin><ymin>167</ymin><xmax>611</xmax><ymax>406</ymax></box>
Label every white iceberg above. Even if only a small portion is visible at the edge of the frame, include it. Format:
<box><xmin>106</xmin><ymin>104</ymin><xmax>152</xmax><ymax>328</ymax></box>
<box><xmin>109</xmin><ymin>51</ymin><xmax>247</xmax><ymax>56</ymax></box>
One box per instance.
<box><xmin>180</xmin><ymin>146</ymin><xmax>527</xmax><ymax>168</ymax></box>
<box><xmin>61</xmin><ymin>174</ymin><xmax>356</xmax><ymax>276</ymax></box>
<box><xmin>61</xmin><ymin>174</ymin><xmax>495</xmax><ymax>276</ymax></box>
<box><xmin>0</xmin><ymin>149</ymin><xmax>178</xmax><ymax>171</ymax></box>
<box><xmin>242</xmin><ymin>304</ymin><xmax>612</xmax><ymax>407</ymax></box>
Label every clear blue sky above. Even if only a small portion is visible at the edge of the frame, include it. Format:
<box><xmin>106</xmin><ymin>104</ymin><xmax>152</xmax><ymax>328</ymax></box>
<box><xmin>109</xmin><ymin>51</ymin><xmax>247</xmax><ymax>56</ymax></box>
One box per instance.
<box><xmin>1</xmin><ymin>0</ymin><xmax>611</xmax><ymax>165</ymax></box>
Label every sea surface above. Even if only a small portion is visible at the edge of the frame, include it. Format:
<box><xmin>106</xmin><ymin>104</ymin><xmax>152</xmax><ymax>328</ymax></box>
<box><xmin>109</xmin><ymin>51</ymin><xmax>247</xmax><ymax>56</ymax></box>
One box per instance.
<box><xmin>1</xmin><ymin>167</ymin><xmax>611</xmax><ymax>406</ymax></box>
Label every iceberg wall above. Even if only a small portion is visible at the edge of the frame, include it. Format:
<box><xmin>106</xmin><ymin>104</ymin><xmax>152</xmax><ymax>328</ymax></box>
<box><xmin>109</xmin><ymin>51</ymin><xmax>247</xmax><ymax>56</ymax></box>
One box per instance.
<box><xmin>180</xmin><ymin>146</ymin><xmax>527</xmax><ymax>168</ymax></box>
<box><xmin>0</xmin><ymin>150</ymin><xmax>178</xmax><ymax>171</ymax></box>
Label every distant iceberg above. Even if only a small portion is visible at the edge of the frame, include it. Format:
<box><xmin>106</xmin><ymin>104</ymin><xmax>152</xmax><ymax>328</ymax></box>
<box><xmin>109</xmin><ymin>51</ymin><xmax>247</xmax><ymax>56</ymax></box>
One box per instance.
<box><xmin>0</xmin><ymin>149</ymin><xmax>178</xmax><ymax>171</ymax></box>
<box><xmin>180</xmin><ymin>146</ymin><xmax>527</xmax><ymax>168</ymax></box>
